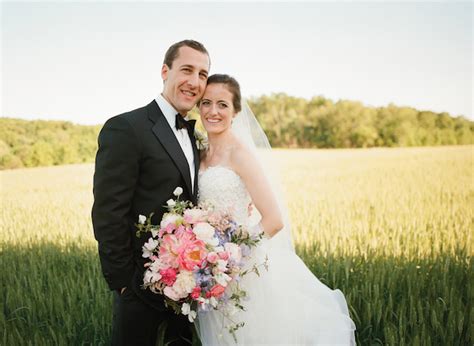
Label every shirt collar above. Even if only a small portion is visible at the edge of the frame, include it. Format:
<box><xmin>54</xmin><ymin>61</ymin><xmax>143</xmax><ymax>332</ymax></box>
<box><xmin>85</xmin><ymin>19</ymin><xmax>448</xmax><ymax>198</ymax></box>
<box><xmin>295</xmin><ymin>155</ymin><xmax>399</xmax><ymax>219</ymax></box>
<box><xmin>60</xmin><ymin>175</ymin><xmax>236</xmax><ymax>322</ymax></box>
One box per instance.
<box><xmin>155</xmin><ymin>93</ymin><xmax>180</xmax><ymax>129</ymax></box>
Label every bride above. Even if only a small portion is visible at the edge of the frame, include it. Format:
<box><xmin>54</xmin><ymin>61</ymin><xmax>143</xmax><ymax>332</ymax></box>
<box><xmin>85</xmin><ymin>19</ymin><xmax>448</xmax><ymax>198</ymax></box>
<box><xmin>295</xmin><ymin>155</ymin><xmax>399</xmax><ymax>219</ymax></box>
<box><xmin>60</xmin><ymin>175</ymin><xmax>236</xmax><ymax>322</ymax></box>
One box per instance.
<box><xmin>196</xmin><ymin>74</ymin><xmax>356</xmax><ymax>345</ymax></box>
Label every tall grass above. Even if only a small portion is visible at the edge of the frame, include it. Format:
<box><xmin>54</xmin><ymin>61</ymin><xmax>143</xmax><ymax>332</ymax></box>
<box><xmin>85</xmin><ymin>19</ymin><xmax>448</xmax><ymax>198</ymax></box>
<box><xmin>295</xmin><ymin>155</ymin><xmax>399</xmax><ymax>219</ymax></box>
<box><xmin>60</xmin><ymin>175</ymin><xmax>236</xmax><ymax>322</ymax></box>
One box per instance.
<box><xmin>1</xmin><ymin>146</ymin><xmax>472</xmax><ymax>345</ymax></box>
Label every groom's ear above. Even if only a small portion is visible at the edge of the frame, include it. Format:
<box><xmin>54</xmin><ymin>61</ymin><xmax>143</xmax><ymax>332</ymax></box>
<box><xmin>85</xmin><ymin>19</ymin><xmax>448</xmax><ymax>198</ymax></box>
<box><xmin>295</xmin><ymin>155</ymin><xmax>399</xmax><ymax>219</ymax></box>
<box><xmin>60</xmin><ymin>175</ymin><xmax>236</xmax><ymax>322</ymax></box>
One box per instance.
<box><xmin>161</xmin><ymin>64</ymin><xmax>169</xmax><ymax>82</ymax></box>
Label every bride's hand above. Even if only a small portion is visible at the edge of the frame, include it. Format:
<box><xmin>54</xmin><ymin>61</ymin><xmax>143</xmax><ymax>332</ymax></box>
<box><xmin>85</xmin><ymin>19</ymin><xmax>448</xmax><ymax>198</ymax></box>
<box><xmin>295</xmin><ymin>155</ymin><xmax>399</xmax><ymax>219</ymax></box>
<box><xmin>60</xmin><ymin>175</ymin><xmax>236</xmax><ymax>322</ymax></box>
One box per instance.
<box><xmin>247</xmin><ymin>202</ymin><xmax>254</xmax><ymax>216</ymax></box>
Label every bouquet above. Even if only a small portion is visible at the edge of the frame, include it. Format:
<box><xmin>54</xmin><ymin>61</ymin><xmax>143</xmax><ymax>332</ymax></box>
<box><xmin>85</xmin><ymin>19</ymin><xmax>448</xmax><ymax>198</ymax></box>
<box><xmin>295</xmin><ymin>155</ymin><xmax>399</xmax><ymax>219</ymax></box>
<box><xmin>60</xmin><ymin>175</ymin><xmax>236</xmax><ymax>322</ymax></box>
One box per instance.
<box><xmin>136</xmin><ymin>187</ymin><xmax>267</xmax><ymax>340</ymax></box>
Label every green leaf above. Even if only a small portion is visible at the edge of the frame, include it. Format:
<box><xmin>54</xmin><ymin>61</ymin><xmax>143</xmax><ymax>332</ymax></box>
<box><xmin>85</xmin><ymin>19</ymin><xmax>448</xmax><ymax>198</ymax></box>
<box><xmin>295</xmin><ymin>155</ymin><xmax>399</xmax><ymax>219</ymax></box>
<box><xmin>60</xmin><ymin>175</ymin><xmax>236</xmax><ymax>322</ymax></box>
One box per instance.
<box><xmin>155</xmin><ymin>320</ymin><xmax>168</xmax><ymax>346</ymax></box>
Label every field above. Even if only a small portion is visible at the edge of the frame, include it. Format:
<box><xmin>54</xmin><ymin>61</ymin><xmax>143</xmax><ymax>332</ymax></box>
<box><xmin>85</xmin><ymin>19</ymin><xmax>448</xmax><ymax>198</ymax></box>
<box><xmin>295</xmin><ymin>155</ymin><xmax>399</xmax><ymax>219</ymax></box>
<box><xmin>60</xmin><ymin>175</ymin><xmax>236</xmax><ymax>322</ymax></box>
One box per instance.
<box><xmin>1</xmin><ymin>146</ymin><xmax>472</xmax><ymax>345</ymax></box>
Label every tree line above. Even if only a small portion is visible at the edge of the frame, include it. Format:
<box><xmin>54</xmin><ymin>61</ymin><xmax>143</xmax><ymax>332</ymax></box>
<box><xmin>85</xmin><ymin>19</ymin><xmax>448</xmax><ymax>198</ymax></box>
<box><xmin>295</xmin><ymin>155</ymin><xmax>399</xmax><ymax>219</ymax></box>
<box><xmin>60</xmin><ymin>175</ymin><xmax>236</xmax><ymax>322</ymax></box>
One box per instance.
<box><xmin>247</xmin><ymin>94</ymin><xmax>473</xmax><ymax>148</ymax></box>
<box><xmin>0</xmin><ymin>118</ymin><xmax>100</xmax><ymax>170</ymax></box>
<box><xmin>1</xmin><ymin>94</ymin><xmax>472</xmax><ymax>169</ymax></box>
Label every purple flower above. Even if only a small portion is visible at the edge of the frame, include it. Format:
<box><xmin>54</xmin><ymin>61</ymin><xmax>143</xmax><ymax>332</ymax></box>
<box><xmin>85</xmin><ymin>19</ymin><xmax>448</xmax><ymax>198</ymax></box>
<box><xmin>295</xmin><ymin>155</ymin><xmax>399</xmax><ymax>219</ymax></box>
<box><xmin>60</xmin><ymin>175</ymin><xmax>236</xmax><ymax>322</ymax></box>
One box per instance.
<box><xmin>216</xmin><ymin>231</ymin><xmax>230</xmax><ymax>246</ymax></box>
<box><xmin>193</xmin><ymin>268</ymin><xmax>212</xmax><ymax>287</ymax></box>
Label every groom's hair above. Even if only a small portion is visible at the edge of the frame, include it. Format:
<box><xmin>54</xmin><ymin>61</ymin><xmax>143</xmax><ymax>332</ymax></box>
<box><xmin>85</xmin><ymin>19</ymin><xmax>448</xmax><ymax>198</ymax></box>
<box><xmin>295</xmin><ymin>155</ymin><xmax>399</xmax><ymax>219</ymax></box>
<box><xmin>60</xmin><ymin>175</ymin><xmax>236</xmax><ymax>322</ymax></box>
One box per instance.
<box><xmin>163</xmin><ymin>40</ymin><xmax>210</xmax><ymax>69</ymax></box>
<box><xmin>206</xmin><ymin>74</ymin><xmax>242</xmax><ymax>113</ymax></box>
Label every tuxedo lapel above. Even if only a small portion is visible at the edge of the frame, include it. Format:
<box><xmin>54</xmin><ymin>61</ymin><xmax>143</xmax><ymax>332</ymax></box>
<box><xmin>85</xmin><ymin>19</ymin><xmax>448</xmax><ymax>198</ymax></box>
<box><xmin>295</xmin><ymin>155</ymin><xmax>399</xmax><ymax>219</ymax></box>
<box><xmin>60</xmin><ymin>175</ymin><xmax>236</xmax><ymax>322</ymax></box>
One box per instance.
<box><xmin>147</xmin><ymin>101</ymin><xmax>193</xmax><ymax>197</ymax></box>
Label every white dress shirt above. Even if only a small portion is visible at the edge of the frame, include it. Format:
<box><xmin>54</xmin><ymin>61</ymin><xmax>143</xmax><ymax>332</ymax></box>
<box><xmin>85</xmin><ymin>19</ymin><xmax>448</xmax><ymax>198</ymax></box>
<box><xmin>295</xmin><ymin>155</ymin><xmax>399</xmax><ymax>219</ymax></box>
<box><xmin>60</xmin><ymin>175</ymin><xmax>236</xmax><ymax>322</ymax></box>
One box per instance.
<box><xmin>155</xmin><ymin>94</ymin><xmax>195</xmax><ymax>192</ymax></box>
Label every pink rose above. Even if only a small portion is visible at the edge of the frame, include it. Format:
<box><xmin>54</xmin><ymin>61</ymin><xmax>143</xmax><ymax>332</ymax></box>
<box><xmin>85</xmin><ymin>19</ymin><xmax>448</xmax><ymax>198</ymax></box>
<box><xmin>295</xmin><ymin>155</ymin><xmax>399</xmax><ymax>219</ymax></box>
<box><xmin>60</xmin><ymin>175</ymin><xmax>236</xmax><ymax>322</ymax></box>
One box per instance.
<box><xmin>207</xmin><ymin>252</ymin><xmax>219</xmax><ymax>264</ymax></box>
<box><xmin>191</xmin><ymin>286</ymin><xmax>201</xmax><ymax>300</ymax></box>
<box><xmin>176</xmin><ymin>230</ymin><xmax>195</xmax><ymax>243</ymax></box>
<box><xmin>174</xmin><ymin>225</ymin><xmax>187</xmax><ymax>238</ymax></box>
<box><xmin>218</xmin><ymin>251</ymin><xmax>229</xmax><ymax>261</ymax></box>
<box><xmin>209</xmin><ymin>284</ymin><xmax>226</xmax><ymax>298</ymax></box>
<box><xmin>160</xmin><ymin>268</ymin><xmax>177</xmax><ymax>286</ymax></box>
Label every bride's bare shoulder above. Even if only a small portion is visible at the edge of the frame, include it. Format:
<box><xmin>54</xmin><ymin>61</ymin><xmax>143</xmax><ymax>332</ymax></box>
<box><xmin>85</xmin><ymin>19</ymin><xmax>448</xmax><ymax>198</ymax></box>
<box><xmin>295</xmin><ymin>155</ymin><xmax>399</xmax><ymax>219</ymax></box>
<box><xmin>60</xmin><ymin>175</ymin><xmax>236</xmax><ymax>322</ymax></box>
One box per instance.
<box><xmin>229</xmin><ymin>138</ymin><xmax>259</xmax><ymax>176</ymax></box>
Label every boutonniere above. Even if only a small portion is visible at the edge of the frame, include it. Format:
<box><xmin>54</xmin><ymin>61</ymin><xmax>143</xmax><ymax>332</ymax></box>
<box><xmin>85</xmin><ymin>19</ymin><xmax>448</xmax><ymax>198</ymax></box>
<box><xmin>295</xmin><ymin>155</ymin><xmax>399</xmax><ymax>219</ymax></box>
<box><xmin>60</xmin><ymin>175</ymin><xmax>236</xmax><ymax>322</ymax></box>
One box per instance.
<box><xmin>194</xmin><ymin>129</ymin><xmax>208</xmax><ymax>151</ymax></box>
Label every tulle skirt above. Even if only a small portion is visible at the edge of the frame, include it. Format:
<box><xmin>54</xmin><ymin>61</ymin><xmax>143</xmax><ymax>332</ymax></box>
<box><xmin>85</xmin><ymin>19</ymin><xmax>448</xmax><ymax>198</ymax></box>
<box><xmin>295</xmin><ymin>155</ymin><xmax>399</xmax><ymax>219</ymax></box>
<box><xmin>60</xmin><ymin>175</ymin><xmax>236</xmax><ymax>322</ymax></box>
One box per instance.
<box><xmin>197</xmin><ymin>234</ymin><xmax>356</xmax><ymax>345</ymax></box>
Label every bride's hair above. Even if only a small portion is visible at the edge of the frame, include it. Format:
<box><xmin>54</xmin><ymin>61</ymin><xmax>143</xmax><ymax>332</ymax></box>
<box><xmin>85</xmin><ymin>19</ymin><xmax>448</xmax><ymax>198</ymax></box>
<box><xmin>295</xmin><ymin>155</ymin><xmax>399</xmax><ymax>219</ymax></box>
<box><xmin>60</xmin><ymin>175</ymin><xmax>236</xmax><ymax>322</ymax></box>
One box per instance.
<box><xmin>206</xmin><ymin>74</ymin><xmax>242</xmax><ymax>113</ymax></box>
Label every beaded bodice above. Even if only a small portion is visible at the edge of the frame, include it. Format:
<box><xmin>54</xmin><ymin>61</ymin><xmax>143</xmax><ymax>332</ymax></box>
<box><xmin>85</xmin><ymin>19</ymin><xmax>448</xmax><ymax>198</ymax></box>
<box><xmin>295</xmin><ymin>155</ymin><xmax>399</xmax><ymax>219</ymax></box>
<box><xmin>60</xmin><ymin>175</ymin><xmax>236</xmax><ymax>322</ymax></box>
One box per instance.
<box><xmin>198</xmin><ymin>166</ymin><xmax>252</xmax><ymax>226</ymax></box>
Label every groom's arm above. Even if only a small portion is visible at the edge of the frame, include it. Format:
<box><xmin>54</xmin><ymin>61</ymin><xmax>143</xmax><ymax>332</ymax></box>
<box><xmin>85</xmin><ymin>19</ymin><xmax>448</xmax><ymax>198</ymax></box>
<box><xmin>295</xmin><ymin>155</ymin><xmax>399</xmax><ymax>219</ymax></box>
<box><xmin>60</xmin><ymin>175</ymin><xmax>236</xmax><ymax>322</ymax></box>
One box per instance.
<box><xmin>92</xmin><ymin>115</ymin><xmax>140</xmax><ymax>291</ymax></box>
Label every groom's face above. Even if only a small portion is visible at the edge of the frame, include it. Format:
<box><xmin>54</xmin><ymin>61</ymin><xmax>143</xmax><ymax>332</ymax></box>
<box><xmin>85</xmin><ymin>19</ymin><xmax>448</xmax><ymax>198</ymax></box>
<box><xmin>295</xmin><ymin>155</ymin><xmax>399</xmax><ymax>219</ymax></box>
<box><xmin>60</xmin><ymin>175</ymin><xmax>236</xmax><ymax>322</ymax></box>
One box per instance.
<box><xmin>161</xmin><ymin>46</ymin><xmax>210</xmax><ymax>115</ymax></box>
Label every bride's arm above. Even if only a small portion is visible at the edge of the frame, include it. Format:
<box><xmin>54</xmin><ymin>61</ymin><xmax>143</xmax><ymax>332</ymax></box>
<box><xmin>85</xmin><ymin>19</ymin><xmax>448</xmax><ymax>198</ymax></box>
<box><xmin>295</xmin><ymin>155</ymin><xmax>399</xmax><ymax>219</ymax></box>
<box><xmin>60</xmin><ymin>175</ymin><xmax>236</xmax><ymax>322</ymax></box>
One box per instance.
<box><xmin>231</xmin><ymin>147</ymin><xmax>284</xmax><ymax>238</ymax></box>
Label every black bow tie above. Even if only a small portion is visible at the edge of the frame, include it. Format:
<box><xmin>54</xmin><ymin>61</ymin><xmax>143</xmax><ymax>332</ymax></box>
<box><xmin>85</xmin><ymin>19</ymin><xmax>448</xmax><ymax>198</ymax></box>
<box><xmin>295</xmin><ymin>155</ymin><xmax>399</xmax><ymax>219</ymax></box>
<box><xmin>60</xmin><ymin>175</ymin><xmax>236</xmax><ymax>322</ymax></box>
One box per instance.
<box><xmin>175</xmin><ymin>113</ymin><xmax>196</xmax><ymax>132</ymax></box>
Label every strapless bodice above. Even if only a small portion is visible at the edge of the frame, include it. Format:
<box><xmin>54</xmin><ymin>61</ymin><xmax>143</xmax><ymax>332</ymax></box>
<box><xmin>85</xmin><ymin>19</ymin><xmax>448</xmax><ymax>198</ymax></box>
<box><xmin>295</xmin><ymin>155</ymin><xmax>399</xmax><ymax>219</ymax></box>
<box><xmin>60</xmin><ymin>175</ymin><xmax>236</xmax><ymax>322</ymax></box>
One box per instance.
<box><xmin>198</xmin><ymin>166</ymin><xmax>252</xmax><ymax>226</ymax></box>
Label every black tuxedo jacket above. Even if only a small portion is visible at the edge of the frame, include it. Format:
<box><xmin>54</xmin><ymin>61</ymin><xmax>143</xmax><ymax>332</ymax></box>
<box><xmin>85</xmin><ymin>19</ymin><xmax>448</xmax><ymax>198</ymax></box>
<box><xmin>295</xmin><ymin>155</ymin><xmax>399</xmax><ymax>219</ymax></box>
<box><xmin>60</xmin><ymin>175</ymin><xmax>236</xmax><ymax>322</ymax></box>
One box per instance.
<box><xmin>92</xmin><ymin>100</ymin><xmax>199</xmax><ymax>311</ymax></box>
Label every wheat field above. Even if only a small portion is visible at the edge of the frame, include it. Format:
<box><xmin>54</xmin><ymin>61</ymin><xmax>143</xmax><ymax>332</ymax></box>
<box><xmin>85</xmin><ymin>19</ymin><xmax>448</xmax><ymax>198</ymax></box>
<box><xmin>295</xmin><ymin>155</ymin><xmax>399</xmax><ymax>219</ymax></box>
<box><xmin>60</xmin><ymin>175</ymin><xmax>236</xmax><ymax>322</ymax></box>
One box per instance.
<box><xmin>1</xmin><ymin>146</ymin><xmax>472</xmax><ymax>345</ymax></box>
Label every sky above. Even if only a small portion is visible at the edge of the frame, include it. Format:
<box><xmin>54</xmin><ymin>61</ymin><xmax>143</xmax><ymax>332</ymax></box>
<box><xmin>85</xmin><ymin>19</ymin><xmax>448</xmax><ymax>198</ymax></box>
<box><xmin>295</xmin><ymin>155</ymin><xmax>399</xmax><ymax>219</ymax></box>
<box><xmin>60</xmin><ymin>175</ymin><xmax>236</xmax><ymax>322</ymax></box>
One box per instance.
<box><xmin>1</xmin><ymin>1</ymin><xmax>473</xmax><ymax>125</ymax></box>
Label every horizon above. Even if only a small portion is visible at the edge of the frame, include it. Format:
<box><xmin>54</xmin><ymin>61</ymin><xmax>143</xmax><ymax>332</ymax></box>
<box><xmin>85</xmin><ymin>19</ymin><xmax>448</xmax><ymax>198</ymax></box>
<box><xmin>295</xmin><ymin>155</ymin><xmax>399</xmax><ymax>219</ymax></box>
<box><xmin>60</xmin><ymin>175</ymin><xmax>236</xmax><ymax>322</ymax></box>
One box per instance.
<box><xmin>1</xmin><ymin>91</ymin><xmax>472</xmax><ymax>127</ymax></box>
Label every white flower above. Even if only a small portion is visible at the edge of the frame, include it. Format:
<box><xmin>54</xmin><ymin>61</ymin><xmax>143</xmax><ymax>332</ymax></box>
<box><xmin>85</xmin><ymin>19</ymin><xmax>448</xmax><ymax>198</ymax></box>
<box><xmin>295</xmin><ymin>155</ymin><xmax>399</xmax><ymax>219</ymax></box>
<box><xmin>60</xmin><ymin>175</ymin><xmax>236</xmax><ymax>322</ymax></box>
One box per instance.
<box><xmin>193</xmin><ymin>222</ymin><xmax>218</xmax><ymax>246</ymax></box>
<box><xmin>166</xmin><ymin>199</ymin><xmax>176</xmax><ymax>207</ymax></box>
<box><xmin>142</xmin><ymin>238</ymin><xmax>159</xmax><ymax>258</ymax></box>
<box><xmin>138</xmin><ymin>214</ymin><xmax>146</xmax><ymax>224</ymax></box>
<box><xmin>181</xmin><ymin>302</ymin><xmax>191</xmax><ymax>315</ymax></box>
<box><xmin>224</xmin><ymin>242</ymin><xmax>242</xmax><ymax>263</ymax></box>
<box><xmin>215</xmin><ymin>259</ymin><xmax>228</xmax><ymax>273</ymax></box>
<box><xmin>209</xmin><ymin>297</ymin><xmax>218</xmax><ymax>308</ymax></box>
<box><xmin>149</xmin><ymin>259</ymin><xmax>166</xmax><ymax>272</ymax></box>
<box><xmin>188</xmin><ymin>310</ymin><xmax>197</xmax><ymax>322</ymax></box>
<box><xmin>172</xmin><ymin>271</ymin><xmax>196</xmax><ymax>297</ymax></box>
<box><xmin>194</xmin><ymin>129</ymin><xmax>209</xmax><ymax>151</ymax></box>
<box><xmin>163</xmin><ymin>286</ymin><xmax>181</xmax><ymax>301</ymax></box>
<box><xmin>143</xmin><ymin>269</ymin><xmax>162</xmax><ymax>284</ymax></box>
<box><xmin>150</xmin><ymin>227</ymin><xmax>159</xmax><ymax>237</ymax></box>
<box><xmin>214</xmin><ymin>272</ymin><xmax>232</xmax><ymax>287</ymax></box>
<box><xmin>183</xmin><ymin>208</ymin><xmax>207</xmax><ymax>223</ymax></box>
<box><xmin>173</xmin><ymin>187</ymin><xmax>183</xmax><ymax>197</ymax></box>
<box><xmin>181</xmin><ymin>303</ymin><xmax>197</xmax><ymax>322</ymax></box>
<box><xmin>160</xmin><ymin>213</ymin><xmax>182</xmax><ymax>229</ymax></box>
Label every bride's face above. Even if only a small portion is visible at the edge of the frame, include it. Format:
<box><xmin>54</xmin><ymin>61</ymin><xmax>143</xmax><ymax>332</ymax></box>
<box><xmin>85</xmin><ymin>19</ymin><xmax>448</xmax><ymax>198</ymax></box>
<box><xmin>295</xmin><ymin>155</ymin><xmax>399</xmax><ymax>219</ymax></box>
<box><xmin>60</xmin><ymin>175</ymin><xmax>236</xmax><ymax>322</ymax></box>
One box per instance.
<box><xmin>199</xmin><ymin>83</ymin><xmax>236</xmax><ymax>134</ymax></box>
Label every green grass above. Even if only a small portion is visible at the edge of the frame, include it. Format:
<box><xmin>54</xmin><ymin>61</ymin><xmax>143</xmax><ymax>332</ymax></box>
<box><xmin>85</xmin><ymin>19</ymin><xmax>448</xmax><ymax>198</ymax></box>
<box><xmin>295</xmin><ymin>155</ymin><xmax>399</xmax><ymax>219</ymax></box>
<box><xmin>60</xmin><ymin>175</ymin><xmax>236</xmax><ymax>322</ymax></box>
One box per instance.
<box><xmin>2</xmin><ymin>244</ymin><xmax>111</xmax><ymax>345</ymax></box>
<box><xmin>1</xmin><ymin>146</ymin><xmax>472</xmax><ymax>345</ymax></box>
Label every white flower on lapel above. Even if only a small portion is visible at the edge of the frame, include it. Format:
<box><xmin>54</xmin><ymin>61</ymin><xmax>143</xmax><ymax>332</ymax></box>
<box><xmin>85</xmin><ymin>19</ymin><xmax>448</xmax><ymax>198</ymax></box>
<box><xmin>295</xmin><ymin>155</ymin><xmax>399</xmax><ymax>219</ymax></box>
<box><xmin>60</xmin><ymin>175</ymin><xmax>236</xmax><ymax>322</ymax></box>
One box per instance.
<box><xmin>194</xmin><ymin>129</ymin><xmax>208</xmax><ymax>151</ymax></box>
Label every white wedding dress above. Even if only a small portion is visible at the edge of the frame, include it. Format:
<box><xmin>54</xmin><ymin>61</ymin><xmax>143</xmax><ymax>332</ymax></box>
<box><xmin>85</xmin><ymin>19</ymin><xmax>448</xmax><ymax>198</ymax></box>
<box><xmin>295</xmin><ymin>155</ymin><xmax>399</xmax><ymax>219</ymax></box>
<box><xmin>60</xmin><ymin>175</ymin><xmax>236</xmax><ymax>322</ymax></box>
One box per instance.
<box><xmin>197</xmin><ymin>165</ymin><xmax>356</xmax><ymax>346</ymax></box>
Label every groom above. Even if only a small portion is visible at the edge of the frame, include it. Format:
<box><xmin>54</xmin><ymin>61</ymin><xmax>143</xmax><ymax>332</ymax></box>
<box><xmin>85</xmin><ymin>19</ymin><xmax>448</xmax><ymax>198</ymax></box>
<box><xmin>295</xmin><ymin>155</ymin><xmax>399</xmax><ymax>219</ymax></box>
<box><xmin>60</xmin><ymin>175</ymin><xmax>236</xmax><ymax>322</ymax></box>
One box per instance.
<box><xmin>92</xmin><ymin>40</ymin><xmax>210</xmax><ymax>345</ymax></box>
